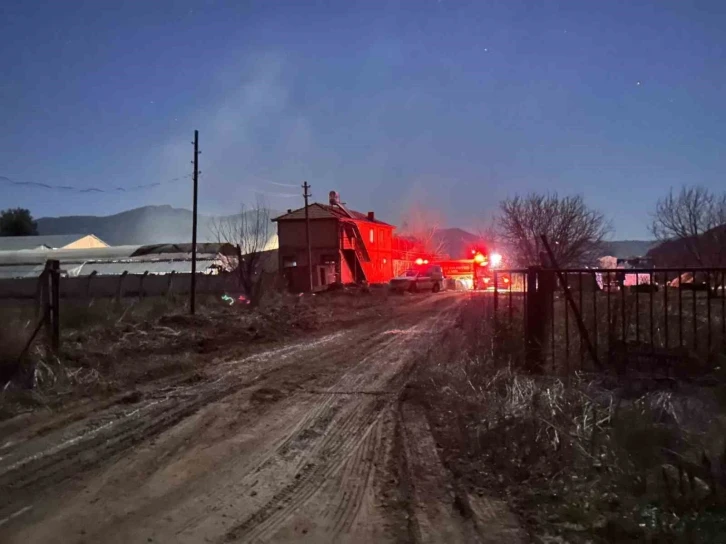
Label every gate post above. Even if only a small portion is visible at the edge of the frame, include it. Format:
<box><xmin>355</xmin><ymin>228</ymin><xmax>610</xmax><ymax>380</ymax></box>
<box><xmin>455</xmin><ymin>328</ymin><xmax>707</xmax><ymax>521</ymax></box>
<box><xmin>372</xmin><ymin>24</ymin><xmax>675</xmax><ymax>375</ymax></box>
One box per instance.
<box><xmin>42</xmin><ymin>260</ymin><xmax>60</xmax><ymax>354</ymax></box>
<box><xmin>525</xmin><ymin>266</ymin><xmax>549</xmax><ymax>373</ymax></box>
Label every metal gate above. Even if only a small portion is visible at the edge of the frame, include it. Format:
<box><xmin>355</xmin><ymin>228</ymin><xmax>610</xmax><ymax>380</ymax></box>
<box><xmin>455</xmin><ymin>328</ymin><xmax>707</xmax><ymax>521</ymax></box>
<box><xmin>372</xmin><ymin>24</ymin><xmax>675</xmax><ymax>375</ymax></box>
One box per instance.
<box><xmin>486</xmin><ymin>267</ymin><xmax>726</xmax><ymax>374</ymax></box>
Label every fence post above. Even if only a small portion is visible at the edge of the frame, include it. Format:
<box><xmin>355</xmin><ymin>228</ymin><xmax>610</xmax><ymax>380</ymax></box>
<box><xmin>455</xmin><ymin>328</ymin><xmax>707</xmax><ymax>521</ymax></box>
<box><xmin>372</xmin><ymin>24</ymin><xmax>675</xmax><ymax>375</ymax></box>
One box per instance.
<box><xmin>86</xmin><ymin>270</ymin><xmax>97</xmax><ymax>298</ymax></box>
<box><xmin>237</xmin><ymin>244</ymin><xmax>244</xmax><ymax>289</ymax></box>
<box><xmin>42</xmin><ymin>260</ymin><xmax>60</xmax><ymax>354</ymax></box>
<box><xmin>116</xmin><ymin>271</ymin><xmax>128</xmax><ymax>302</ymax></box>
<box><xmin>49</xmin><ymin>260</ymin><xmax>60</xmax><ymax>354</ymax></box>
<box><xmin>140</xmin><ymin>271</ymin><xmax>149</xmax><ymax>299</ymax></box>
<box><xmin>525</xmin><ymin>266</ymin><xmax>547</xmax><ymax>373</ymax></box>
<box><xmin>42</xmin><ymin>262</ymin><xmax>51</xmax><ymax>348</ymax></box>
<box><xmin>36</xmin><ymin>265</ymin><xmax>46</xmax><ymax>320</ymax></box>
<box><xmin>167</xmin><ymin>271</ymin><xmax>176</xmax><ymax>297</ymax></box>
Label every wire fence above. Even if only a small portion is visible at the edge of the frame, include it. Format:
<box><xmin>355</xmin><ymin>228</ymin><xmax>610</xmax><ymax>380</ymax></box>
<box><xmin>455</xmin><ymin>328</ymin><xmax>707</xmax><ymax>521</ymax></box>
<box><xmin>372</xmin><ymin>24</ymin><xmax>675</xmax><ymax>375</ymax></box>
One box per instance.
<box><xmin>483</xmin><ymin>267</ymin><xmax>726</xmax><ymax>375</ymax></box>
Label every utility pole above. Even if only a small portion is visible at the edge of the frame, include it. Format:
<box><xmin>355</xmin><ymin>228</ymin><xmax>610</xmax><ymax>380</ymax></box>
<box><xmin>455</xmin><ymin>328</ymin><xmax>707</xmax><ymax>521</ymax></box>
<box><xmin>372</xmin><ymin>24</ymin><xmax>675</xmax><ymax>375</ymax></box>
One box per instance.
<box><xmin>190</xmin><ymin>130</ymin><xmax>199</xmax><ymax>315</ymax></box>
<box><xmin>302</xmin><ymin>181</ymin><xmax>313</xmax><ymax>292</ymax></box>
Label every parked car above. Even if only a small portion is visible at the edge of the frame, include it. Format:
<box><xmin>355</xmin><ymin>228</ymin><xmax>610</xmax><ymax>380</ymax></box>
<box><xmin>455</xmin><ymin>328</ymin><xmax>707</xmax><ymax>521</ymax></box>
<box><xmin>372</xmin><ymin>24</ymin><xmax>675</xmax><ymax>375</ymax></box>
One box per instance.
<box><xmin>390</xmin><ymin>264</ymin><xmax>445</xmax><ymax>293</ymax></box>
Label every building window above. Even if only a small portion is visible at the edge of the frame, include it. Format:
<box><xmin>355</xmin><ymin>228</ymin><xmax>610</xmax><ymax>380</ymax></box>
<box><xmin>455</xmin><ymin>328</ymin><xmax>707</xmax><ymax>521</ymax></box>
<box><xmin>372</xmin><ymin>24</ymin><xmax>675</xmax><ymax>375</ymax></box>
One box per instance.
<box><xmin>369</xmin><ymin>228</ymin><xmax>374</xmax><ymax>243</ymax></box>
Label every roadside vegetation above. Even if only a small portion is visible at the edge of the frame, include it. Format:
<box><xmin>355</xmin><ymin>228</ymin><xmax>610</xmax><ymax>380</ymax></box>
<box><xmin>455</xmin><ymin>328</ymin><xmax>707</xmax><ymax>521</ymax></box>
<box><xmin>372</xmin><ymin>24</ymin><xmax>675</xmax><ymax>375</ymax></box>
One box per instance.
<box><xmin>0</xmin><ymin>286</ymin><xmax>392</xmax><ymax>420</ymax></box>
<box><xmin>410</xmin><ymin>298</ymin><xmax>726</xmax><ymax>542</ymax></box>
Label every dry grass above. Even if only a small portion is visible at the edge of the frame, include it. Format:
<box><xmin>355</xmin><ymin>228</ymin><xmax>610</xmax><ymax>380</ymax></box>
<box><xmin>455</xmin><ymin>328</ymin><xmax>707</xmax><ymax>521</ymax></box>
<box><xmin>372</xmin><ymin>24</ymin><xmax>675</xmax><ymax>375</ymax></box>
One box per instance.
<box><xmin>0</xmin><ymin>287</ymin><xmax>398</xmax><ymax>419</ymax></box>
<box><xmin>0</xmin><ymin>319</ymin><xmax>32</xmax><ymax>386</ymax></box>
<box><xmin>410</xmin><ymin>298</ymin><xmax>726</xmax><ymax>543</ymax></box>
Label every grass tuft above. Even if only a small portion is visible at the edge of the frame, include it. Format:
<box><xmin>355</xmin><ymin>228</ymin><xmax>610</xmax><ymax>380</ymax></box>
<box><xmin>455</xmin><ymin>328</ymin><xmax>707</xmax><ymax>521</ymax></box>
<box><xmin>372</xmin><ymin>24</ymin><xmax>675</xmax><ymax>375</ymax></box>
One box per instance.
<box><xmin>411</xmin><ymin>297</ymin><xmax>726</xmax><ymax>543</ymax></box>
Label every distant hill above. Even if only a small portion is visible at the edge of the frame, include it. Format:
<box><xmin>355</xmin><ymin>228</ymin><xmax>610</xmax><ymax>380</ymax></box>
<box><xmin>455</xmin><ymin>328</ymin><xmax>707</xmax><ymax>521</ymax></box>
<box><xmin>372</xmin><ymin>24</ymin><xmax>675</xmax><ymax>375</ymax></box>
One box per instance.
<box><xmin>433</xmin><ymin>231</ymin><xmax>656</xmax><ymax>261</ymax></box>
<box><xmin>34</xmin><ymin>206</ymin><xmax>657</xmax><ymax>261</ymax></box>
<box><xmin>433</xmin><ymin>228</ymin><xmax>483</xmax><ymax>259</ymax></box>
<box><xmin>600</xmin><ymin>240</ymin><xmax>657</xmax><ymax>259</ymax></box>
<box><xmin>36</xmin><ymin>205</ymin><xmax>280</xmax><ymax>246</ymax></box>
<box><xmin>646</xmin><ymin>225</ymin><xmax>726</xmax><ymax>267</ymax></box>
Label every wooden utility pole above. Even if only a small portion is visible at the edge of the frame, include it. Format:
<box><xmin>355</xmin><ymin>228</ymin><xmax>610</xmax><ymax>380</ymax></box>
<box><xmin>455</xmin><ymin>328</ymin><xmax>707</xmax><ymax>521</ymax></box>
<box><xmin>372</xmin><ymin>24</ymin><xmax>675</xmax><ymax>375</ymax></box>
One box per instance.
<box><xmin>190</xmin><ymin>130</ymin><xmax>199</xmax><ymax>315</ymax></box>
<box><xmin>302</xmin><ymin>181</ymin><xmax>313</xmax><ymax>292</ymax></box>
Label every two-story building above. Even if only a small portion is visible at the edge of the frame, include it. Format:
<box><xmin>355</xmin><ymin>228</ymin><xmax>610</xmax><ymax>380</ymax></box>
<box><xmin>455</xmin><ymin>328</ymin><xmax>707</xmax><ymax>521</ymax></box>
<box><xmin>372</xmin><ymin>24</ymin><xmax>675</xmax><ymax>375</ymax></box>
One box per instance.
<box><xmin>273</xmin><ymin>191</ymin><xmax>394</xmax><ymax>291</ymax></box>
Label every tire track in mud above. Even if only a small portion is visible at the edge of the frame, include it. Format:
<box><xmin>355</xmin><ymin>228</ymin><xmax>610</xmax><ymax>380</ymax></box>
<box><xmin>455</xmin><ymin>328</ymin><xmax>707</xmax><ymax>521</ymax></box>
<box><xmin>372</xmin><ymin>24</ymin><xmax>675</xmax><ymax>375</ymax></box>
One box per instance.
<box><xmin>222</xmin><ymin>309</ymin><xmax>458</xmax><ymax>543</ymax></box>
<box><xmin>0</xmin><ymin>331</ymin><xmax>354</xmax><ymax>523</ymax></box>
<box><xmin>223</xmin><ymin>397</ymin><xmax>389</xmax><ymax>543</ymax></box>
<box><xmin>0</xmin><ymin>294</ymin><xmax>462</xmax><ymax>541</ymax></box>
<box><xmin>163</xmin><ymin>323</ymin><xmax>415</xmax><ymax>539</ymax></box>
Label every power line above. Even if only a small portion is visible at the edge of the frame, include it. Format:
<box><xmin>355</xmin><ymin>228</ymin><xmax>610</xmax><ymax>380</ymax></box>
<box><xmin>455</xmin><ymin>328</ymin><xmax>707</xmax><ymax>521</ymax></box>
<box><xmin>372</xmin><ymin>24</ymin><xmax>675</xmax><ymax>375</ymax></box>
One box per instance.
<box><xmin>264</xmin><ymin>180</ymin><xmax>299</xmax><ymax>188</ymax></box>
<box><xmin>245</xmin><ymin>173</ymin><xmax>299</xmax><ymax>189</ymax></box>
<box><xmin>0</xmin><ymin>174</ymin><xmax>192</xmax><ymax>194</ymax></box>
<box><xmin>2</xmin><ymin>174</ymin><xmax>302</xmax><ymax>199</ymax></box>
<box><xmin>253</xmin><ymin>188</ymin><xmax>299</xmax><ymax>198</ymax></box>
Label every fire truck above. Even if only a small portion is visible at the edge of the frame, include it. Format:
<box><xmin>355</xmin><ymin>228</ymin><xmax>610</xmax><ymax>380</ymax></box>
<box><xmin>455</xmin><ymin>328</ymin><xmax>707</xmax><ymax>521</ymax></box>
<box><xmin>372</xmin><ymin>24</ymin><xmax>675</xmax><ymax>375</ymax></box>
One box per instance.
<box><xmin>427</xmin><ymin>248</ymin><xmax>509</xmax><ymax>291</ymax></box>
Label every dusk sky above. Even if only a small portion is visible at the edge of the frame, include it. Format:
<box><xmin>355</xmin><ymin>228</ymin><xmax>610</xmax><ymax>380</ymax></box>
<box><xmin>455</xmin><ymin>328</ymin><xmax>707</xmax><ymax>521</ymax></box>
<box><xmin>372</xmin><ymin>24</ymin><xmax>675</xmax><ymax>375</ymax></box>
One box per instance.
<box><xmin>2</xmin><ymin>0</ymin><xmax>724</xmax><ymax>239</ymax></box>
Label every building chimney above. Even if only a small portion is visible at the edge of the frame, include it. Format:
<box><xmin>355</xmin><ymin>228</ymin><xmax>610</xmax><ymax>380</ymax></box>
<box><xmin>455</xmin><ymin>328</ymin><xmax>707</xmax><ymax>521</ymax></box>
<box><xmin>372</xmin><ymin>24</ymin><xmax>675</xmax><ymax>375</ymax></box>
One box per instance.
<box><xmin>367</xmin><ymin>211</ymin><xmax>375</xmax><ymax>221</ymax></box>
<box><xmin>287</xmin><ymin>209</ymin><xmax>292</xmax><ymax>213</ymax></box>
<box><xmin>329</xmin><ymin>190</ymin><xmax>340</xmax><ymax>206</ymax></box>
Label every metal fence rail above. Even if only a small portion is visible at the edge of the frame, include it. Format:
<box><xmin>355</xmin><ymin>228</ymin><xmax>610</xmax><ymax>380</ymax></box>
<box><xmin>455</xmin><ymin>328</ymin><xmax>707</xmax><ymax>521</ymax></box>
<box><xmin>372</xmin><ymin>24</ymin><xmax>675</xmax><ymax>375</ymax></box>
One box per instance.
<box><xmin>485</xmin><ymin>267</ymin><xmax>726</xmax><ymax>374</ymax></box>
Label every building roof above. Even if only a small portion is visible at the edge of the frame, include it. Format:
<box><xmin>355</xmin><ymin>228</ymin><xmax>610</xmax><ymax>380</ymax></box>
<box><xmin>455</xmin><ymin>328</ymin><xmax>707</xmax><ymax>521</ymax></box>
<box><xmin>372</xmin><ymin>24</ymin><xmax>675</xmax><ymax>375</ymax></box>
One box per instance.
<box><xmin>0</xmin><ymin>234</ymin><xmax>105</xmax><ymax>251</ymax></box>
<box><xmin>0</xmin><ymin>243</ymin><xmax>238</xmax><ymax>278</ymax></box>
<box><xmin>272</xmin><ymin>203</ymin><xmax>393</xmax><ymax>227</ymax></box>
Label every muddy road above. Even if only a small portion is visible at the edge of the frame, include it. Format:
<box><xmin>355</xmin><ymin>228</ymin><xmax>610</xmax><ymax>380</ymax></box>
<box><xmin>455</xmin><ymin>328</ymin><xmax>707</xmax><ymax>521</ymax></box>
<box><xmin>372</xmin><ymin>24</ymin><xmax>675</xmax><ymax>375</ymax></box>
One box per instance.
<box><xmin>0</xmin><ymin>292</ymin><xmax>521</xmax><ymax>543</ymax></box>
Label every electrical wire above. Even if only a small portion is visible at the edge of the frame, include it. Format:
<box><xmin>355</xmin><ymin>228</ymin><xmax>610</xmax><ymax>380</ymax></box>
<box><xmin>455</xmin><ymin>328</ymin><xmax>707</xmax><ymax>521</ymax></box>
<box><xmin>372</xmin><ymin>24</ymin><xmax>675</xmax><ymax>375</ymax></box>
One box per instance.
<box><xmin>0</xmin><ymin>174</ymin><xmax>192</xmax><ymax>194</ymax></box>
<box><xmin>2</xmin><ymin>174</ymin><xmax>302</xmax><ymax>202</ymax></box>
<box><xmin>253</xmin><ymin>188</ymin><xmax>299</xmax><ymax>198</ymax></box>
<box><xmin>264</xmin><ymin>180</ymin><xmax>299</xmax><ymax>188</ymax></box>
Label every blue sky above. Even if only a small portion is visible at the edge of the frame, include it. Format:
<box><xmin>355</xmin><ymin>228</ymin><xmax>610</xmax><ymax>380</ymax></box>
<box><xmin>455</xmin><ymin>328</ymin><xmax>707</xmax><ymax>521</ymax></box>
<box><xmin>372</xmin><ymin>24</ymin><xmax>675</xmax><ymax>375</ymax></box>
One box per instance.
<box><xmin>1</xmin><ymin>0</ymin><xmax>724</xmax><ymax>238</ymax></box>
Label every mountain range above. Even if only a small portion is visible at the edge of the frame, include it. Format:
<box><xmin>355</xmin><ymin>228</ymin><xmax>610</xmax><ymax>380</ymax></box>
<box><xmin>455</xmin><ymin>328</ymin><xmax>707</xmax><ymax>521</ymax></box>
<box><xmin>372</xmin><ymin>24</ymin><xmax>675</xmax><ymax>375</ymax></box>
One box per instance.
<box><xmin>36</xmin><ymin>205</ymin><xmax>280</xmax><ymax>246</ymax></box>
<box><xmin>35</xmin><ymin>205</ymin><xmax>658</xmax><ymax>259</ymax></box>
<box><xmin>600</xmin><ymin>240</ymin><xmax>658</xmax><ymax>259</ymax></box>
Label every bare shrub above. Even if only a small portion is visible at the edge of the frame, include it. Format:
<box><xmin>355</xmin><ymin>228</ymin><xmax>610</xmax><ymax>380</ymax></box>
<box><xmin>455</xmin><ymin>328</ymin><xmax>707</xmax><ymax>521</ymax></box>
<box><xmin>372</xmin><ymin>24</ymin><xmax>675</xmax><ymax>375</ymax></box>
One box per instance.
<box><xmin>497</xmin><ymin>193</ymin><xmax>610</xmax><ymax>267</ymax></box>
<box><xmin>211</xmin><ymin>197</ymin><xmax>273</xmax><ymax>306</ymax></box>
<box><xmin>651</xmin><ymin>185</ymin><xmax>726</xmax><ymax>266</ymax></box>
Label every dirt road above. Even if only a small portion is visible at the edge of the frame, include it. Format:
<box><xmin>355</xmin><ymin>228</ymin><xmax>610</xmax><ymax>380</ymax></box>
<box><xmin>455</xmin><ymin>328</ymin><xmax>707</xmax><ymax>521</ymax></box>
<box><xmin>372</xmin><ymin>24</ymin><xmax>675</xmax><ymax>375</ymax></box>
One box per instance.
<box><xmin>0</xmin><ymin>293</ymin><xmax>521</xmax><ymax>543</ymax></box>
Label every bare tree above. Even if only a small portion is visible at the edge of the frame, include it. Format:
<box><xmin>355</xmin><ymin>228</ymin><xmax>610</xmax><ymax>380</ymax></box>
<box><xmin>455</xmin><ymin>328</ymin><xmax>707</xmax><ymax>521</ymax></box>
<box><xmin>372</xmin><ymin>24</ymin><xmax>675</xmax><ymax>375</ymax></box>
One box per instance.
<box><xmin>398</xmin><ymin>201</ymin><xmax>446</xmax><ymax>257</ymax></box>
<box><xmin>650</xmin><ymin>186</ymin><xmax>726</xmax><ymax>266</ymax></box>
<box><xmin>210</xmin><ymin>197</ymin><xmax>273</xmax><ymax>305</ymax></box>
<box><xmin>475</xmin><ymin>220</ymin><xmax>500</xmax><ymax>251</ymax></box>
<box><xmin>497</xmin><ymin>193</ymin><xmax>610</xmax><ymax>267</ymax></box>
